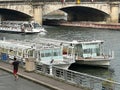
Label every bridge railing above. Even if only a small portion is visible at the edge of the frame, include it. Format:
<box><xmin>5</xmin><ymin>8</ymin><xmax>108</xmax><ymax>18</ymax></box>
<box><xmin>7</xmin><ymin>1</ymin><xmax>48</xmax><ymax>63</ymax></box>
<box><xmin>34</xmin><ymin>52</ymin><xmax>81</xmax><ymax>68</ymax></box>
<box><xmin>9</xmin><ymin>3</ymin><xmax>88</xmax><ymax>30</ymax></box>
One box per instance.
<box><xmin>1</xmin><ymin>0</ymin><xmax>119</xmax><ymax>2</ymax></box>
<box><xmin>30</xmin><ymin>0</ymin><xmax>120</xmax><ymax>2</ymax></box>
<box><xmin>36</xmin><ymin>64</ymin><xmax>120</xmax><ymax>90</ymax></box>
<box><xmin>0</xmin><ymin>0</ymin><xmax>119</xmax><ymax>4</ymax></box>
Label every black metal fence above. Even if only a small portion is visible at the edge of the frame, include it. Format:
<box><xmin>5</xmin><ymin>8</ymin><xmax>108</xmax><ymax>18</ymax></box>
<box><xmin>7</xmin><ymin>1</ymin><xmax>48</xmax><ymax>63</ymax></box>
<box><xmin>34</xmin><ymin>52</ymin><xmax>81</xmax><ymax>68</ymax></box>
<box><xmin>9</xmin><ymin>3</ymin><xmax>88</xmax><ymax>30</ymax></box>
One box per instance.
<box><xmin>36</xmin><ymin>64</ymin><xmax>120</xmax><ymax>90</ymax></box>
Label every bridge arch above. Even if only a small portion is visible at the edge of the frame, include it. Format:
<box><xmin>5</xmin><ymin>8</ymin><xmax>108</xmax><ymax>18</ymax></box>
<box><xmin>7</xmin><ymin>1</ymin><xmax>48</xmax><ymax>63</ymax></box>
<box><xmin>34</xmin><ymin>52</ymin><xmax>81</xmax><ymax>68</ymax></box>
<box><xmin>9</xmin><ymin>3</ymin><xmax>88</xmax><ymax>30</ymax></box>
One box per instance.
<box><xmin>60</xmin><ymin>6</ymin><xmax>110</xmax><ymax>21</ymax></box>
<box><xmin>43</xmin><ymin>4</ymin><xmax>110</xmax><ymax>22</ymax></box>
<box><xmin>0</xmin><ymin>4</ymin><xmax>34</xmax><ymax>21</ymax></box>
<box><xmin>0</xmin><ymin>8</ymin><xmax>32</xmax><ymax>21</ymax></box>
<box><xmin>43</xmin><ymin>3</ymin><xmax>110</xmax><ymax>15</ymax></box>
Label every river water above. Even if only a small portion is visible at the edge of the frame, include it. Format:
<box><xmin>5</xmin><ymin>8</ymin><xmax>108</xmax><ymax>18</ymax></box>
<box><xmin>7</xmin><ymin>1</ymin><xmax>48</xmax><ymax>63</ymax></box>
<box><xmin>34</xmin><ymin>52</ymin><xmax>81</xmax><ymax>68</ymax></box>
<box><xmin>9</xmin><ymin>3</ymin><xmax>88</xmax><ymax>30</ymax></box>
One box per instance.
<box><xmin>0</xmin><ymin>25</ymin><xmax>120</xmax><ymax>82</ymax></box>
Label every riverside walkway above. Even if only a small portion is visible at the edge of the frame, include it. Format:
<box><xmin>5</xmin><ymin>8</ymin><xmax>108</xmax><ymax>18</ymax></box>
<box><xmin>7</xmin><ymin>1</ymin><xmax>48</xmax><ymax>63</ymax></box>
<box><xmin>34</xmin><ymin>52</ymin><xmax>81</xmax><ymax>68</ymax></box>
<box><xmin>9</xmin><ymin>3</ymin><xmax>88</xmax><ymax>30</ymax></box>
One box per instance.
<box><xmin>0</xmin><ymin>61</ymin><xmax>87</xmax><ymax>90</ymax></box>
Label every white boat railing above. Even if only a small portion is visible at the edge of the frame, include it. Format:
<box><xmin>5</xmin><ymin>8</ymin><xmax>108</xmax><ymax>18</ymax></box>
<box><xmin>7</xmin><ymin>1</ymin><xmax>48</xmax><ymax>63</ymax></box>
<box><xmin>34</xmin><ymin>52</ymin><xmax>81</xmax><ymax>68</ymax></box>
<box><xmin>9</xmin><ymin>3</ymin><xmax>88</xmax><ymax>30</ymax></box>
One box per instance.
<box><xmin>108</xmin><ymin>50</ymin><xmax>114</xmax><ymax>59</ymax></box>
<box><xmin>36</xmin><ymin>64</ymin><xmax>120</xmax><ymax>90</ymax></box>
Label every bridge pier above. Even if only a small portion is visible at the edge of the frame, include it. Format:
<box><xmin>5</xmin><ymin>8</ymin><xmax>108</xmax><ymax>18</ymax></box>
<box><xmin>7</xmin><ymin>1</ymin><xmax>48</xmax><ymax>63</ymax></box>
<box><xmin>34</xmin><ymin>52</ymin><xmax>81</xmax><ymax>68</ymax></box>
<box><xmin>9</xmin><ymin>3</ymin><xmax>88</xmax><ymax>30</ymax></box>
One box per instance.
<box><xmin>33</xmin><ymin>6</ymin><xmax>42</xmax><ymax>24</ymax></box>
<box><xmin>109</xmin><ymin>3</ymin><xmax>119</xmax><ymax>23</ymax></box>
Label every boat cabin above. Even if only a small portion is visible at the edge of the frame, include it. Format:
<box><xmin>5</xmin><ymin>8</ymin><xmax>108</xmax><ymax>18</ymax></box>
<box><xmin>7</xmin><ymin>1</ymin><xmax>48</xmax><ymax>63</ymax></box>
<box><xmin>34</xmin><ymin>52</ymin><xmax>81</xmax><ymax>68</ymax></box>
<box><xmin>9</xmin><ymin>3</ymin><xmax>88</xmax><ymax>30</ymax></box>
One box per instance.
<box><xmin>35</xmin><ymin>45</ymin><xmax>63</xmax><ymax>65</ymax></box>
<box><xmin>64</xmin><ymin>40</ymin><xmax>104</xmax><ymax>59</ymax></box>
<box><xmin>22</xmin><ymin>21</ymin><xmax>43</xmax><ymax>31</ymax></box>
<box><xmin>31</xmin><ymin>22</ymin><xmax>42</xmax><ymax>29</ymax></box>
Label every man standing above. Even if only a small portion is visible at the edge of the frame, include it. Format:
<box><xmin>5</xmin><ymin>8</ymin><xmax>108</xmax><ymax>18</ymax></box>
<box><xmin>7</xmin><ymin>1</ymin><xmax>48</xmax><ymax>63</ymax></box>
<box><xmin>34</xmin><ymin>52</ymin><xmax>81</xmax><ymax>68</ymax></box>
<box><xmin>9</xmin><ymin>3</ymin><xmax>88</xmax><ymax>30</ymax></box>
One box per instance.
<box><xmin>12</xmin><ymin>57</ymin><xmax>19</xmax><ymax>80</ymax></box>
<box><xmin>61</xmin><ymin>0</ymin><xmax>65</xmax><ymax>5</ymax></box>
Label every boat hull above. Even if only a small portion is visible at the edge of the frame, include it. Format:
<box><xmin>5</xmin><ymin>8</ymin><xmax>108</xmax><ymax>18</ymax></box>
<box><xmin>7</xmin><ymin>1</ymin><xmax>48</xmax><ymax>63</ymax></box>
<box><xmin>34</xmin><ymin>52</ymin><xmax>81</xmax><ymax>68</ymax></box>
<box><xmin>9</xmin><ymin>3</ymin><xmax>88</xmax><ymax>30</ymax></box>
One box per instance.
<box><xmin>75</xmin><ymin>59</ymin><xmax>111</xmax><ymax>68</ymax></box>
<box><xmin>0</xmin><ymin>29</ymin><xmax>40</xmax><ymax>34</ymax></box>
<box><xmin>54</xmin><ymin>64</ymin><xmax>71</xmax><ymax>69</ymax></box>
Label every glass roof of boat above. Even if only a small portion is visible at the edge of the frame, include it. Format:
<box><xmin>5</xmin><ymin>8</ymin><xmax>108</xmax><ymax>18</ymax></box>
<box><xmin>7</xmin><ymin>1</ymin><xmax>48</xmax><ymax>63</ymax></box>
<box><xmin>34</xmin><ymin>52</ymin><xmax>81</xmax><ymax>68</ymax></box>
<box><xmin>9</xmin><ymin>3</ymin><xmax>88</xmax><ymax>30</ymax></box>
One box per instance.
<box><xmin>0</xmin><ymin>40</ymin><xmax>31</xmax><ymax>50</ymax></box>
<box><xmin>69</xmin><ymin>40</ymin><xmax>104</xmax><ymax>45</ymax></box>
<box><xmin>31</xmin><ymin>38</ymin><xmax>104</xmax><ymax>46</ymax></box>
<box><xmin>0</xmin><ymin>39</ymin><xmax>61</xmax><ymax>50</ymax></box>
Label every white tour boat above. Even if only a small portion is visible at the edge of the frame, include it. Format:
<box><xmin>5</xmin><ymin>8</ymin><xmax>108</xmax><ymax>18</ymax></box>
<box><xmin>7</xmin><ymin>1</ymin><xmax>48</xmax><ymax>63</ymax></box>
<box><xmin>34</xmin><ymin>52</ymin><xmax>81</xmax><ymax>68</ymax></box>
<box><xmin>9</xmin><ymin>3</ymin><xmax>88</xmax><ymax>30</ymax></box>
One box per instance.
<box><xmin>0</xmin><ymin>21</ymin><xmax>47</xmax><ymax>34</ymax></box>
<box><xmin>63</xmin><ymin>40</ymin><xmax>114</xmax><ymax>68</ymax></box>
<box><xmin>32</xmin><ymin>38</ymin><xmax>114</xmax><ymax>68</ymax></box>
<box><xmin>0</xmin><ymin>39</ymin><xmax>73</xmax><ymax>69</ymax></box>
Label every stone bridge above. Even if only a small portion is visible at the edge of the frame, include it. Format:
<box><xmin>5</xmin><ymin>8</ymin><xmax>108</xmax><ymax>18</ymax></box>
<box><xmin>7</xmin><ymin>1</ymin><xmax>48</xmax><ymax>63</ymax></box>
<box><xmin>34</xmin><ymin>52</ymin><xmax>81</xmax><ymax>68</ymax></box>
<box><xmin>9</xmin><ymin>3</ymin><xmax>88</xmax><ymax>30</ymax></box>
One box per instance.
<box><xmin>0</xmin><ymin>0</ymin><xmax>119</xmax><ymax>24</ymax></box>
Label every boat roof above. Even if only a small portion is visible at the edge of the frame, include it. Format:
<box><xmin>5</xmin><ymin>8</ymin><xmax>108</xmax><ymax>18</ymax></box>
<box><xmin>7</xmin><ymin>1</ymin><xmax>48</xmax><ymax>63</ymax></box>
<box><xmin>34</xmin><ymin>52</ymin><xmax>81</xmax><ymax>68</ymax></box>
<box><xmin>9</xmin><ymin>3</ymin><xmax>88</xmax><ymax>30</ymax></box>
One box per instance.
<box><xmin>0</xmin><ymin>39</ymin><xmax>61</xmax><ymax>50</ymax></box>
<box><xmin>32</xmin><ymin>38</ymin><xmax>104</xmax><ymax>46</ymax></box>
<box><xmin>0</xmin><ymin>40</ymin><xmax>31</xmax><ymax>50</ymax></box>
<box><xmin>69</xmin><ymin>40</ymin><xmax>104</xmax><ymax>44</ymax></box>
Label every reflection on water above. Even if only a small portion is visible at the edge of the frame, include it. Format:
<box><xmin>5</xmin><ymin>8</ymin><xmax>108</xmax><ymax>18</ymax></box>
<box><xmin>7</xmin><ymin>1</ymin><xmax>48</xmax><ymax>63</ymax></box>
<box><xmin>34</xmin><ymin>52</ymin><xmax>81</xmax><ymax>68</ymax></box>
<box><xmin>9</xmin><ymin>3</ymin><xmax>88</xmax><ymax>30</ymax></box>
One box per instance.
<box><xmin>0</xmin><ymin>32</ymin><xmax>46</xmax><ymax>41</ymax></box>
<box><xmin>69</xmin><ymin>63</ymin><xmax>114</xmax><ymax>79</ymax></box>
<box><xmin>43</xmin><ymin>15</ymin><xmax>67</xmax><ymax>20</ymax></box>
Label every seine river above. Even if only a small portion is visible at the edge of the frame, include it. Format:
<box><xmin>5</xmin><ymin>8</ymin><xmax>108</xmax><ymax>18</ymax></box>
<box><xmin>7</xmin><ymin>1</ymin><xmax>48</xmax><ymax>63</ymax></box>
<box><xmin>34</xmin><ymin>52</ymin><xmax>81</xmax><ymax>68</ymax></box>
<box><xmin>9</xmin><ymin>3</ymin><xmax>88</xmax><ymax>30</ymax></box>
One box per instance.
<box><xmin>0</xmin><ymin>25</ymin><xmax>120</xmax><ymax>82</ymax></box>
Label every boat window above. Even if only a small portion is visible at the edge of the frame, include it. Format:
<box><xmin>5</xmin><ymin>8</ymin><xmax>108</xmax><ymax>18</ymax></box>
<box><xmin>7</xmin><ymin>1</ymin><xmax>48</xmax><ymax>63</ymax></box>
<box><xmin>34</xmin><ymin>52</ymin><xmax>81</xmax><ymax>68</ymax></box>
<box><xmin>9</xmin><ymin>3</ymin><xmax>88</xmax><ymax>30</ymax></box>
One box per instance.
<box><xmin>82</xmin><ymin>43</ymin><xmax>101</xmax><ymax>57</ymax></box>
<box><xmin>1</xmin><ymin>48</ymin><xmax>4</xmax><ymax>52</ymax></box>
<box><xmin>29</xmin><ymin>24</ymin><xmax>32</xmax><ymax>28</ymax></box>
<box><xmin>9</xmin><ymin>50</ymin><xmax>16</xmax><ymax>56</ymax></box>
<box><xmin>68</xmin><ymin>48</ymin><xmax>72</xmax><ymax>55</ymax></box>
<box><xmin>84</xmin><ymin>49</ymin><xmax>91</xmax><ymax>54</ymax></box>
<box><xmin>53</xmin><ymin>49</ymin><xmax>60</xmax><ymax>56</ymax></box>
<box><xmin>3</xmin><ymin>48</ymin><xmax>7</xmax><ymax>53</ymax></box>
<box><xmin>18</xmin><ymin>49</ymin><xmax>22</xmax><ymax>56</ymax></box>
<box><xmin>23</xmin><ymin>49</ymin><xmax>28</xmax><ymax>57</ymax></box>
<box><xmin>45</xmin><ymin>52</ymin><xmax>51</xmax><ymax>57</ymax></box>
<box><xmin>96</xmin><ymin>48</ymin><xmax>100</xmax><ymax>56</ymax></box>
<box><xmin>41</xmin><ymin>53</ymin><xmax>44</xmax><ymax>57</ymax></box>
<box><xmin>28</xmin><ymin>50</ymin><xmax>34</xmax><ymax>57</ymax></box>
<box><xmin>34</xmin><ymin>51</ymin><xmax>38</xmax><ymax>59</ymax></box>
<box><xmin>59</xmin><ymin>50</ymin><xmax>62</xmax><ymax>56</ymax></box>
<box><xmin>32</xmin><ymin>23</ymin><xmax>41</xmax><ymax>28</ymax></box>
<box><xmin>53</xmin><ymin>51</ymin><xmax>58</xmax><ymax>56</ymax></box>
<box><xmin>75</xmin><ymin>44</ymin><xmax>83</xmax><ymax>57</ymax></box>
<box><xmin>23</xmin><ymin>24</ymin><xmax>31</xmax><ymax>28</ymax></box>
<box><xmin>83</xmin><ymin>48</ymin><xmax>99</xmax><ymax>54</ymax></box>
<box><xmin>42</xmin><ymin>49</ymin><xmax>52</xmax><ymax>57</ymax></box>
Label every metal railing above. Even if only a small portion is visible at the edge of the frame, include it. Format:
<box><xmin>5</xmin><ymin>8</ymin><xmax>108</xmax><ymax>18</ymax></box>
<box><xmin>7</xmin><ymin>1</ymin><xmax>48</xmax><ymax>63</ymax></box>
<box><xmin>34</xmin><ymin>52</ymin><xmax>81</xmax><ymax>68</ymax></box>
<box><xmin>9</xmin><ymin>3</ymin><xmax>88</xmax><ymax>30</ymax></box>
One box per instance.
<box><xmin>0</xmin><ymin>0</ymin><xmax>120</xmax><ymax>3</ymax></box>
<box><xmin>0</xmin><ymin>0</ymin><xmax>119</xmax><ymax>6</ymax></box>
<box><xmin>1</xmin><ymin>58</ymin><xmax>120</xmax><ymax>90</ymax></box>
<box><xmin>30</xmin><ymin>0</ymin><xmax>120</xmax><ymax>2</ymax></box>
<box><xmin>36</xmin><ymin>64</ymin><xmax>120</xmax><ymax>90</ymax></box>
